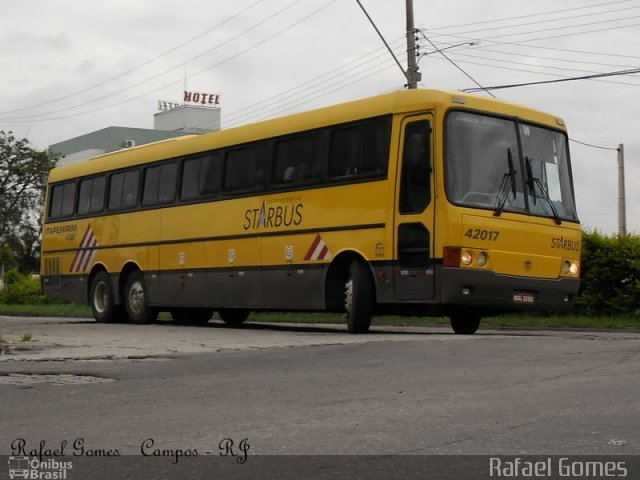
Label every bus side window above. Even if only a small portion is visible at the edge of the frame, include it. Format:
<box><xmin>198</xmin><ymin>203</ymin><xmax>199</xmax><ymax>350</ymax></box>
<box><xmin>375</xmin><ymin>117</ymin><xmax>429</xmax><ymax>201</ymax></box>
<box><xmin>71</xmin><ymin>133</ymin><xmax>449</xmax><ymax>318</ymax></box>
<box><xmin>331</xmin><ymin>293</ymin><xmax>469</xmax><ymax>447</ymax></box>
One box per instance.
<box><xmin>78</xmin><ymin>176</ymin><xmax>106</xmax><ymax>215</ymax></box>
<box><xmin>273</xmin><ymin>132</ymin><xmax>327</xmax><ymax>186</ymax></box>
<box><xmin>49</xmin><ymin>184</ymin><xmax>64</xmax><ymax>219</ymax></box>
<box><xmin>108</xmin><ymin>173</ymin><xmax>124</xmax><ymax>211</ymax></box>
<box><xmin>182</xmin><ymin>154</ymin><xmax>221</xmax><ymax>200</ymax></box>
<box><xmin>50</xmin><ymin>181</ymin><xmax>76</xmax><ymax>218</ymax></box>
<box><xmin>329</xmin><ymin>117</ymin><xmax>390</xmax><ymax>179</ymax></box>
<box><xmin>143</xmin><ymin>163</ymin><xmax>177</xmax><ymax>206</ymax></box>
<box><xmin>399</xmin><ymin>120</ymin><xmax>431</xmax><ymax>214</ymax></box>
<box><xmin>109</xmin><ymin>170</ymin><xmax>139</xmax><ymax>211</ymax></box>
<box><xmin>199</xmin><ymin>153</ymin><xmax>221</xmax><ymax>196</ymax></box>
<box><xmin>223</xmin><ymin>143</ymin><xmax>270</xmax><ymax>193</ymax></box>
<box><xmin>181</xmin><ymin>158</ymin><xmax>200</xmax><ymax>200</ymax></box>
<box><xmin>123</xmin><ymin>170</ymin><xmax>139</xmax><ymax>208</ymax></box>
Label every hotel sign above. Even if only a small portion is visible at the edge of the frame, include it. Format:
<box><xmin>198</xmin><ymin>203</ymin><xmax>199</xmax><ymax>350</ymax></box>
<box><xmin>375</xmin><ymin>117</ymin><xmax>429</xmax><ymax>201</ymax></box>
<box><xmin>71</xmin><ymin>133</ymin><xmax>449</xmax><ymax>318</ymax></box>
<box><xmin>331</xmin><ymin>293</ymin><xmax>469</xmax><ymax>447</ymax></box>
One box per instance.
<box><xmin>157</xmin><ymin>91</ymin><xmax>221</xmax><ymax>112</ymax></box>
<box><xmin>183</xmin><ymin>90</ymin><xmax>220</xmax><ymax>106</ymax></box>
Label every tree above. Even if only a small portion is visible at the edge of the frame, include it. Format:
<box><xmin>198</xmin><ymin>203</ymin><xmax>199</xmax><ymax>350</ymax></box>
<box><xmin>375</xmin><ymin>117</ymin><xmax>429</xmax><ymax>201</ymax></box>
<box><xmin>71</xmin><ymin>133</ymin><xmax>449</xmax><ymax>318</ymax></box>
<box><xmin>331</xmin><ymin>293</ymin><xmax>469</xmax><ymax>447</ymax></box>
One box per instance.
<box><xmin>0</xmin><ymin>131</ymin><xmax>57</xmax><ymax>273</ymax></box>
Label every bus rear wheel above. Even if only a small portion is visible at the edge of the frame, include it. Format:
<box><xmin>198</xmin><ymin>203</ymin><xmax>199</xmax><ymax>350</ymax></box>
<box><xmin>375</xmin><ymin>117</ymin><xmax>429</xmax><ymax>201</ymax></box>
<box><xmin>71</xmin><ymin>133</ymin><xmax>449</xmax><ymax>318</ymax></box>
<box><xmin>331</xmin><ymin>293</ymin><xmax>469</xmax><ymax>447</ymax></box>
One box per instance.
<box><xmin>450</xmin><ymin>314</ymin><xmax>481</xmax><ymax>335</ymax></box>
<box><xmin>345</xmin><ymin>260</ymin><xmax>373</xmax><ymax>334</ymax></box>
<box><xmin>218</xmin><ymin>308</ymin><xmax>250</xmax><ymax>326</ymax></box>
<box><xmin>90</xmin><ymin>271</ymin><xmax>125</xmax><ymax>323</ymax></box>
<box><xmin>123</xmin><ymin>271</ymin><xmax>157</xmax><ymax>324</ymax></box>
<box><xmin>171</xmin><ymin>308</ymin><xmax>214</xmax><ymax>324</ymax></box>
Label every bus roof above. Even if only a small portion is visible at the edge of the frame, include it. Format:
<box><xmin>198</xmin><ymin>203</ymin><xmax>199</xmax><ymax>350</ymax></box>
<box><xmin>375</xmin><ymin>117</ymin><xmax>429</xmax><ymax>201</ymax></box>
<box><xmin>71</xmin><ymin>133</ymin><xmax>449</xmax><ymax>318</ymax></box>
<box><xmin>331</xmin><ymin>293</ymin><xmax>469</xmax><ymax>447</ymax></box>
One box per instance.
<box><xmin>48</xmin><ymin>89</ymin><xmax>565</xmax><ymax>183</ymax></box>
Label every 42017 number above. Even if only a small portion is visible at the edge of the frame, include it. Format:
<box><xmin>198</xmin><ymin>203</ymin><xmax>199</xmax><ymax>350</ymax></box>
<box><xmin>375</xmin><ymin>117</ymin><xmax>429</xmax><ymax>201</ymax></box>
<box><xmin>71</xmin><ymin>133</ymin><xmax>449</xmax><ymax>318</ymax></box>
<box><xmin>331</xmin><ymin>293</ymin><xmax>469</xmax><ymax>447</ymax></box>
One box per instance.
<box><xmin>464</xmin><ymin>228</ymin><xmax>500</xmax><ymax>241</ymax></box>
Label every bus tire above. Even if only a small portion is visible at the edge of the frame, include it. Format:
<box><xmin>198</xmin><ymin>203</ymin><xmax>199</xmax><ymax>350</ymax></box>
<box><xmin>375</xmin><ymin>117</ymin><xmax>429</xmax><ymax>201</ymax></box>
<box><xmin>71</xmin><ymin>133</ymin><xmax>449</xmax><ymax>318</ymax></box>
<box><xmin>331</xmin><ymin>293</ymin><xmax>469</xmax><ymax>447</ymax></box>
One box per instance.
<box><xmin>218</xmin><ymin>308</ymin><xmax>250</xmax><ymax>326</ymax></box>
<box><xmin>450</xmin><ymin>314</ymin><xmax>481</xmax><ymax>335</ymax></box>
<box><xmin>171</xmin><ymin>308</ymin><xmax>214</xmax><ymax>324</ymax></box>
<box><xmin>90</xmin><ymin>271</ymin><xmax>124</xmax><ymax>323</ymax></box>
<box><xmin>123</xmin><ymin>271</ymin><xmax>157</xmax><ymax>324</ymax></box>
<box><xmin>345</xmin><ymin>260</ymin><xmax>373</xmax><ymax>334</ymax></box>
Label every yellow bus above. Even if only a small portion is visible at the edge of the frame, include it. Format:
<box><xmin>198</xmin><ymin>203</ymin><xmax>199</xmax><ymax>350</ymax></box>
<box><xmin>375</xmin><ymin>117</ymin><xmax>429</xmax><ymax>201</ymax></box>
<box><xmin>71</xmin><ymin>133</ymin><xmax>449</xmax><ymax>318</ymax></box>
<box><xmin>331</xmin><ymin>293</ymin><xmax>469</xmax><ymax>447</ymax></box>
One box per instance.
<box><xmin>41</xmin><ymin>89</ymin><xmax>581</xmax><ymax>334</ymax></box>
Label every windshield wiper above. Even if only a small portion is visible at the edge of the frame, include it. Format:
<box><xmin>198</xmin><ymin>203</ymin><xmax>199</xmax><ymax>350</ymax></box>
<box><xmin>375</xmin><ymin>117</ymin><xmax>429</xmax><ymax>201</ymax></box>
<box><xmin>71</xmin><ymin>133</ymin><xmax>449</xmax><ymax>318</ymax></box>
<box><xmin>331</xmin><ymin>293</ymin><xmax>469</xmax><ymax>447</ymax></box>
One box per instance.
<box><xmin>494</xmin><ymin>148</ymin><xmax>517</xmax><ymax>217</ymax></box>
<box><xmin>525</xmin><ymin>156</ymin><xmax>562</xmax><ymax>225</ymax></box>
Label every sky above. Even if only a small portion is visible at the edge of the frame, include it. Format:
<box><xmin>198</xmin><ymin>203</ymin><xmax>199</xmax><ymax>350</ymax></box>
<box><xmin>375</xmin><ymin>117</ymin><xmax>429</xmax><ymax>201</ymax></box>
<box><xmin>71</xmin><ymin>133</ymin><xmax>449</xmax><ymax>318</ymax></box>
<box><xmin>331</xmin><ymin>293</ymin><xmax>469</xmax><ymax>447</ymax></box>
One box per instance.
<box><xmin>0</xmin><ymin>0</ymin><xmax>638</xmax><ymax>234</ymax></box>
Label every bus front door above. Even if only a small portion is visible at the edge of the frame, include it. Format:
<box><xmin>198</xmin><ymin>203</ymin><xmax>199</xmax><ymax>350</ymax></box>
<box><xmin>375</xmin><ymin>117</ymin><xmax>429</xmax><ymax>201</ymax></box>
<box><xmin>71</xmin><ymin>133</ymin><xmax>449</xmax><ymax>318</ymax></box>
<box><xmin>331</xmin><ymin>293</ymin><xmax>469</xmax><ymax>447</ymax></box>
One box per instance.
<box><xmin>393</xmin><ymin>115</ymin><xmax>435</xmax><ymax>301</ymax></box>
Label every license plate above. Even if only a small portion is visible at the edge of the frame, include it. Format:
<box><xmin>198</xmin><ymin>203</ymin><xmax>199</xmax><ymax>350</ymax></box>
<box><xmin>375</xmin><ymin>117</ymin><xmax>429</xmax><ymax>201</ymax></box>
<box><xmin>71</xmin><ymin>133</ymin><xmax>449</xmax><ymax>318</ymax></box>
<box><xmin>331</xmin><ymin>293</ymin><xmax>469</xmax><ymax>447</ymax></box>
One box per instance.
<box><xmin>513</xmin><ymin>291</ymin><xmax>536</xmax><ymax>304</ymax></box>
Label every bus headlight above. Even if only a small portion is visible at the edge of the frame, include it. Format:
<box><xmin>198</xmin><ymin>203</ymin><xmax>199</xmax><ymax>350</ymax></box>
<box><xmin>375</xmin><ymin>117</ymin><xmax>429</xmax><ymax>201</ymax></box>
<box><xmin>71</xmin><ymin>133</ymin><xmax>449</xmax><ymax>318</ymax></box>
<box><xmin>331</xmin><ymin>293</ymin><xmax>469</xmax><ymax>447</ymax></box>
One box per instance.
<box><xmin>461</xmin><ymin>250</ymin><xmax>473</xmax><ymax>265</ymax></box>
<box><xmin>562</xmin><ymin>260</ymin><xmax>580</xmax><ymax>276</ymax></box>
<box><xmin>477</xmin><ymin>252</ymin><xmax>488</xmax><ymax>267</ymax></box>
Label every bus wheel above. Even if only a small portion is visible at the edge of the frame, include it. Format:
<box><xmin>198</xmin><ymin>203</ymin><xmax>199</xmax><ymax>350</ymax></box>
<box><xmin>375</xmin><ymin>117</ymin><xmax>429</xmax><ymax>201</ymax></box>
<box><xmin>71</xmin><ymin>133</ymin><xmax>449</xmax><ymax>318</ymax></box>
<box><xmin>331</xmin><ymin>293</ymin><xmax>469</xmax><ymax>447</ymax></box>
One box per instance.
<box><xmin>90</xmin><ymin>271</ymin><xmax>124</xmax><ymax>323</ymax></box>
<box><xmin>171</xmin><ymin>308</ymin><xmax>214</xmax><ymax>324</ymax></box>
<box><xmin>450</xmin><ymin>314</ymin><xmax>481</xmax><ymax>335</ymax></box>
<box><xmin>218</xmin><ymin>308</ymin><xmax>250</xmax><ymax>327</ymax></box>
<box><xmin>344</xmin><ymin>260</ymin><xmax>373</xmax><ymax>334</ymax></box>
<box><xmin>124</xmin><ymin>271</ymin><xmax>157</xmax><ymax>324</ymax></box>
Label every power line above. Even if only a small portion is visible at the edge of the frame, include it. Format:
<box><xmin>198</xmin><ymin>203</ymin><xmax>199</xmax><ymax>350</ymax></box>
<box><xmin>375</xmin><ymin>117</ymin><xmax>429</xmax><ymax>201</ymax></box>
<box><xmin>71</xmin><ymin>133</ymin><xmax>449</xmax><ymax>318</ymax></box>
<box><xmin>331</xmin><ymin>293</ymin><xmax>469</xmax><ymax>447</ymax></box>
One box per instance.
<box><xmin>225</xmin><ymin>47</ymin><xmax>405</xmax><ymax>126</ymax></box>
<box><xmin>439</xmin><ymin>20</ymin><xmax>640</xmax><ymax>54</ymax></box>
<box><xmin>1</xmin><ymin>0</ymin><xmax>308</xmax><ymax>121</ymax></box>
<box><xmin>4</xmin><ymin>1</ymin><xmax>639</xmax><ymax>127</ymax></box>
<box><xmin>424</xmin><ymin>53</ymin><xmax>640</xmax><ymax>90</ymax></box>
<box><xmin>477</xmin><ymin>15</ymin><xmax>640</xmax><ymax>42</ymax></box>
<box><xmin>471</xmin><ymin>46</ymin><xmax>637</xmax><ymax>70</ymax></box>
<box><xmin>462</xmin><ymin>68</ymin><xmax>640</xmax><ymax>92</ymax></box>
<box><xmin>429</xmin><ymin>4</ymin><xmax>640</xmax><ymax>41</ymax></box>
<box><xmin>447</xmin><ymin>51</ymin><xmax>640</xmax><ymax>87</ymax></box>
<box><xmin>225</xmin><ymin>60</ymin><xmax>399</xmax><ymax>127</ymax></box>
<box><xmin>418</xmin><ymin>31</ymin><xmax>496</xmax><ymax>98</ymax></box>
<box><xmin>2</xmin><ymin>0</ymin><xmax>339</xmax><ymax>123</ymax></box>
<box><xmin>223</xmin><ymin>37</ymin><xmax>406</xmax><ymax>124</ymax></box>
<box><xmin>570</xmin><ymin>138</ymin><xmax>620</xmax><ymax>151</ymax></box>
<box><xmin>0</xmin><ymin>0</ymin><xmax>268</xmax><ymax>116</ymax></box>
<box><xmin>354</xmin><ymin>0</ymin><xmax>408</xmax><ymax>83</ymax></box>
<box><xmin>426</xmin><ymin>0</ymin><xmax>636</xmax><ymax>32</ymax></box>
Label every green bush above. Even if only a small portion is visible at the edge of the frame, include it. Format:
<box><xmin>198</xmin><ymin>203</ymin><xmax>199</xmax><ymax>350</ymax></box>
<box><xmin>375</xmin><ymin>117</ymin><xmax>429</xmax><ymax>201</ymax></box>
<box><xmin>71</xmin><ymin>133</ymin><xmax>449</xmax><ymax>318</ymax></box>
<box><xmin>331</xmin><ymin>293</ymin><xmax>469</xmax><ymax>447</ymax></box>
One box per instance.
<box><xmin>574</xmin><ymin>231</ymin><xmax>640</xmax><ymax>317</ymax></box>
<box><xmin>1</xmin><ymin>268</ymin><xmax>43</xmax><ymax>305</ymax></box>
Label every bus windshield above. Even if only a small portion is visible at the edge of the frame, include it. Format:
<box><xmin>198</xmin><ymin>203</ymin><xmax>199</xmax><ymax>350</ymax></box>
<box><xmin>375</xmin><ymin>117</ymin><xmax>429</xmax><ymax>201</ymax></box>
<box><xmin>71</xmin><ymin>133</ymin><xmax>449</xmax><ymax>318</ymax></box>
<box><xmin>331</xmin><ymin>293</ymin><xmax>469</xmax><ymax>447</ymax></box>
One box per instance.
<box><xmin>445</xmin><ymin>110</ymin><xmax>578</xmax><ymax>221</ymax></box>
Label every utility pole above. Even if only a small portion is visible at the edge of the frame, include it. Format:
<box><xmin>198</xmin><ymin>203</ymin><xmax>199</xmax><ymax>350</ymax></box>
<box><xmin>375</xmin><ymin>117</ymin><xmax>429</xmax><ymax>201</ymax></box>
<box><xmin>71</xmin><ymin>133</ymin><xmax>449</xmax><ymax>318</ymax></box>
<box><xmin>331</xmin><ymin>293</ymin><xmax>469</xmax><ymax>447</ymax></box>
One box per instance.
<box><xmin>618</xmin><ymin>143</ymin><xmax>626</xmax><ymax>235</ymax></box>
<box><xmin>405</xmin><ymin>0</ymin><xmax>421</xmax><ymax>89</ymax></box>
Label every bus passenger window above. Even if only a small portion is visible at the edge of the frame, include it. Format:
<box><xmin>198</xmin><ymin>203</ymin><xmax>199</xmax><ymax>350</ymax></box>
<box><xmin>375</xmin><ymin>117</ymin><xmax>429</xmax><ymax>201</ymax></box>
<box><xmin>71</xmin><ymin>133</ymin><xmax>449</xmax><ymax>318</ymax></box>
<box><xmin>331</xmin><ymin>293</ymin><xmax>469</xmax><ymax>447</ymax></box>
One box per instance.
<box><xmin>329</xmin><ymin>117</ymin><xmax>390</xmax><ymax>179</ymax></box>
<box><xmin>108</xmin><ymin>173</ymin><xmax>124</xmax><ymax>210</ymax></box>
<box><xmin>273</xmin><ymin>132</ymin><xmax>327</xmax><ymax>186</ymax></box>
<box><xmin>123</xmin><ymin>170</ymin><xmax>139</xmax><ymax>208</ymax></box>
<box><xmin>158</xmin><ymin>163</ymin><xmax>177</xmax><ymax>203</ymax></box>
<box><xmin>181</xmin><ymin>155</ymin><xmax>221</xmax><ymax>200</ymax></box>
<box><xmin>49</xmin><ymin>182</ymin><xmax>76</xmax><ymax>219</ymax></box>
<box><xmin>143</xmin><ymin>163</ymin><xmax>176</xmax><ymax>205</ymax></box>
<box><xmin>78</xmin><ymin>177</ymin><xmax>106</xmax><ymax>215</ymax></box>
<box><xmin>109</xmin><ymin>170</ymin><xmax>139</xmax><ymax>210</ymax></box>
<box><xmin>181</xmin><ymin>158</ymin><xmax>200</xmax><ymax>200</ymax></box>
<box><xmin>223</xmin><ymin>143</ymin><xmax>270</xmax><ymax>192</ymax></box>
<box><xmin>50</xmin><ymin>182</ymin><xmax>77</xmax><ymax>218</ymax></box>
<box><xmin>200</xmin><ymin>153</ymin><xmax>221</xmax><ymax>196</ymax></box>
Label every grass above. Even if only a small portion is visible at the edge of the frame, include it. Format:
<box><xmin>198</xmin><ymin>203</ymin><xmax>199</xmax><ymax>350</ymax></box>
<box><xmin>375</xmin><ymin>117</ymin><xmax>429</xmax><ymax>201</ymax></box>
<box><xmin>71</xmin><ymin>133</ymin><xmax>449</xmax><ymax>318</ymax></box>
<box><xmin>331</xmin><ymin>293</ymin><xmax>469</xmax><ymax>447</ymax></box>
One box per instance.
<box><xmin>1</xmin><ymin>303</ymin><xmax>638</xmax><ymax>330</ymax></box>
<box><xmin>0</xmin><ymin>303</ymin><xmax>91</xmax><ymax>317</ymax></box>
<box><xmin>253</xmin><ymin>311</ymin><xmax>640</xmax><ymax>330</ymax></box>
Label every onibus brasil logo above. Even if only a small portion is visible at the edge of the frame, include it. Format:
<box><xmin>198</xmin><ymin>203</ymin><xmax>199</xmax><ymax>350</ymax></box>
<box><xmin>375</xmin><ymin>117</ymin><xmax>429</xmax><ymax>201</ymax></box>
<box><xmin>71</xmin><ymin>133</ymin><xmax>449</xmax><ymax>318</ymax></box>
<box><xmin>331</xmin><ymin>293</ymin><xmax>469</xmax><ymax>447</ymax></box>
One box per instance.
<box><xmin>8</xmin><ymin>456</ymin><xmax>72</xmax><ymax>479</ymax></box>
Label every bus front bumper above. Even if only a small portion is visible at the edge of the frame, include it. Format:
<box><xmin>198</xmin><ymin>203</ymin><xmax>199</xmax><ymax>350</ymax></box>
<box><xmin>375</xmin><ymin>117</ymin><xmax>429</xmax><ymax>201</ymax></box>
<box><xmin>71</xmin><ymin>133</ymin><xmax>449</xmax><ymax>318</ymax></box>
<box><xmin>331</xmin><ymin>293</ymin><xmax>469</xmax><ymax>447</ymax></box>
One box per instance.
<box><xmin>439</xmin><ymin>267</ymin><xmax>580</xmax><ymax>312</ymax></box>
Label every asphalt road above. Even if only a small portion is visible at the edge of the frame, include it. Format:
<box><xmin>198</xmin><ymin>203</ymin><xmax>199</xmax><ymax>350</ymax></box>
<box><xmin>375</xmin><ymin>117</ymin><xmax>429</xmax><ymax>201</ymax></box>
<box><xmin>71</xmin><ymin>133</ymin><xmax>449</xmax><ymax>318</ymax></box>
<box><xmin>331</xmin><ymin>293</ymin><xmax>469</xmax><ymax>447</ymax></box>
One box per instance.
<box><xmin>0</xmin><ymin>316</ymin><xmax>638</xmax><ymax>477</ymax></box>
